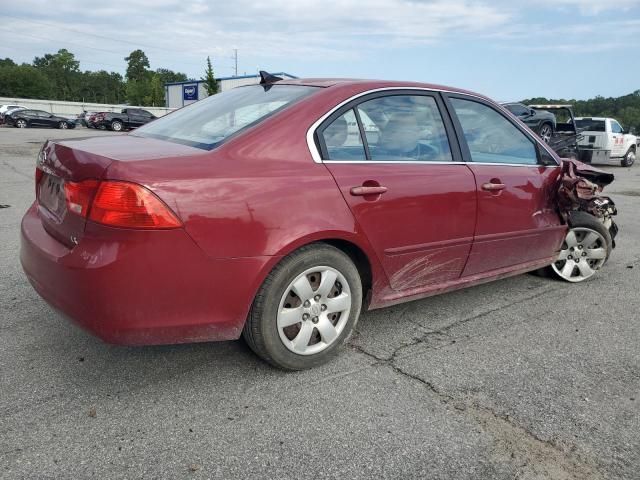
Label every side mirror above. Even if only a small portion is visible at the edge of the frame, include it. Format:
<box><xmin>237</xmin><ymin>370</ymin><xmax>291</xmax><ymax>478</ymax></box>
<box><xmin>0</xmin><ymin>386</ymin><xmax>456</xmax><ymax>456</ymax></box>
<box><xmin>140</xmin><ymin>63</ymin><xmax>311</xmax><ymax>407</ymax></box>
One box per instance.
<box><xmin>628</xmin><ymin>127</ymin><xmax>635</xmax><ymax>135</ymax></box>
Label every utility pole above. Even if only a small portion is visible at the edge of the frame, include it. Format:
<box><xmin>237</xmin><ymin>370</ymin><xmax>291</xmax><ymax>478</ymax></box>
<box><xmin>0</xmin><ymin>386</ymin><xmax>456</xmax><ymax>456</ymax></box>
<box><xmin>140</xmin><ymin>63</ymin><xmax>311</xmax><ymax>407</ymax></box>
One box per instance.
<box><xmin>234</xmin><ymin>49</ymin><xmax>238</xmax><ymax>76</ymax></box>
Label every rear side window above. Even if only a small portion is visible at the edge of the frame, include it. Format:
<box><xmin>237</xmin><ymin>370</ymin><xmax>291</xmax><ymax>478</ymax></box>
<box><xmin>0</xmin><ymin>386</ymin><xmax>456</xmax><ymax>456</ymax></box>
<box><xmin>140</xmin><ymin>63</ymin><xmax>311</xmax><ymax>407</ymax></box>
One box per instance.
<box><xmin>575</xmin><ymin>119</ymin><xmax>605</xmax><ymax>132</ymax></box>
<box><xmin>321</xmin><ymin>109</ymin><xmax>367</xmax><ymax>160</ymax></box>
<box><xmin>358</xmin><ymin>95</ymin><xmax>452</xmax><ymax>162</ymax></box>
<box><xmin>320</xmin><ymin>94</ymin><xmax>453</xmax><ymax>162</ymax></box>
<box><xmin>505</xmin><ymin>103</ymin><xmax>529</xmax><ymax>116</ymax></box>
<box><xmin>451</xmin><ymin>98</ymin><xmax>538</xmax><ymax>165</ymax></box>
<box><xmin>134</xmin><ymin>85</ymin><xmax>318</xmax><ymax>150</ymax></box>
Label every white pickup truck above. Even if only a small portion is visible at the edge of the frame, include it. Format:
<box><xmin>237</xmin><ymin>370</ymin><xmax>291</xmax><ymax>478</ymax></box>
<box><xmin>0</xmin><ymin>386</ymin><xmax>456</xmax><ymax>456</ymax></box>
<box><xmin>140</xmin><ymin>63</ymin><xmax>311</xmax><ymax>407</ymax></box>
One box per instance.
<box><xmin>575</xmin><ymin>117</ymin><xmax>637</xmax><ymax>167</ymax></box>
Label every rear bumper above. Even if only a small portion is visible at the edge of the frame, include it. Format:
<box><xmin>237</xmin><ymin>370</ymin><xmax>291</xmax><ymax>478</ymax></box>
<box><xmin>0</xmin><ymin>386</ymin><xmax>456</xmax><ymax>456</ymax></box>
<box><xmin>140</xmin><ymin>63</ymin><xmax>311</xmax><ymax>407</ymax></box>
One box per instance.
<box><xmin>20</xmin><ymin>203</ymin><xmax>274</xmax><ymax>345</ymax></box>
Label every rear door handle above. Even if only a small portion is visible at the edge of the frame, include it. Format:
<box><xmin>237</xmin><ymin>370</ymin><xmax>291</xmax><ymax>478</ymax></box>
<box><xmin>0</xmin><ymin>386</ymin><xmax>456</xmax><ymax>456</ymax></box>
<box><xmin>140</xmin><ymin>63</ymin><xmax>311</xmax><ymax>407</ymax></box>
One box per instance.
<box><xmin>350</xmin><ymin>186</ymin><xmax>388</xmax><ymax>196</ymax></box>
<box><xmin>481</xmin><ymin>182</ymin><xmax>506</xmax><ymax>192</ymax></box>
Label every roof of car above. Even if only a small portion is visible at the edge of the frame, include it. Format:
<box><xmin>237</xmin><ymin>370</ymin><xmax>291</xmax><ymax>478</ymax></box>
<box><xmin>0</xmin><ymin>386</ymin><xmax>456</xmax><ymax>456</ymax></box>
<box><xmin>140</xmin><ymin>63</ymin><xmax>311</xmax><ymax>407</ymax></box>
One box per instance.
<box><xmin>277</xmin><ymin>78</ymin><xmax>485</xmax><ymax>97</ymax></box>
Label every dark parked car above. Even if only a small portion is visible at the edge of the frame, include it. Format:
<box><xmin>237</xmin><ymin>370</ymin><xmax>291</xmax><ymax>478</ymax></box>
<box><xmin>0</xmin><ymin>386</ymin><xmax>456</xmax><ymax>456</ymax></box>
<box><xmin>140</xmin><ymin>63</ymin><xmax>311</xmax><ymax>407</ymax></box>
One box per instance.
<box><xmin>21</xmin><ymin>75</ymin><xmax>617</xmax><ymax>370</ymax></box>
<box><xmin>94</xmin><ymin>108</ymin><xmax>156</xmax><ymax>131</ymax></box>
<box><xmin>502</xmin><ymin>102</ymin><xmax>556</xmax><ymax>143</ymax></box>
<box><xmin>6</xmin><ymin>109</ymin><xmax>76</xmax><ymax>129</ymax></box>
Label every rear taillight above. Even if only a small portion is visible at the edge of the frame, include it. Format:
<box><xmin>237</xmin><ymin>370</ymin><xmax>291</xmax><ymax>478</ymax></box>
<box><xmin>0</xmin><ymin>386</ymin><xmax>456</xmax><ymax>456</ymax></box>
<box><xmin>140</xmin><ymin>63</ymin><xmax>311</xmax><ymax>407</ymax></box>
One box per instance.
<box><xmin>54</xmin><ymin>179</ymin><xmax>181</xmax><ymax>229</ymax></box>
<box><xmin>64</xmin><ymin>179</ymin><xmax>99</xmax><ymax>217</ymax></box>
<box><xmin>88</xmin><ymin>181</ymin><xmax>182</xmax><ymax>229</ymax></box>
<box><xmin>35</xmin><ymin>167</ymin><xmax>44</xmax><ymax>198</ymax></box>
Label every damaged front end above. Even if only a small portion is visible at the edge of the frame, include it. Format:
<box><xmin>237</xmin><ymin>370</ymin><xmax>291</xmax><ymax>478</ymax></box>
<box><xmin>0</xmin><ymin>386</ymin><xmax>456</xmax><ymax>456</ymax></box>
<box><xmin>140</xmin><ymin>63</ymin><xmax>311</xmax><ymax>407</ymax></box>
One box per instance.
<box><xmin>557</xmin><ymin>159</ymin><xmax>618</xmax><ymax>246</ymax></box>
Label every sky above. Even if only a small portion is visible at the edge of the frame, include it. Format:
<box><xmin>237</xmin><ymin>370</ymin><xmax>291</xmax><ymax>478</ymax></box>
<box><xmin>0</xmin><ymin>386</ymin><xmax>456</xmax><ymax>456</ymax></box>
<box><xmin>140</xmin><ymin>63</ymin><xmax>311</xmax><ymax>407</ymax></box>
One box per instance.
<box><xmin>1</xmin><ymin>0</ymin><xmax>639</xmax><ymax>101</ymax></box>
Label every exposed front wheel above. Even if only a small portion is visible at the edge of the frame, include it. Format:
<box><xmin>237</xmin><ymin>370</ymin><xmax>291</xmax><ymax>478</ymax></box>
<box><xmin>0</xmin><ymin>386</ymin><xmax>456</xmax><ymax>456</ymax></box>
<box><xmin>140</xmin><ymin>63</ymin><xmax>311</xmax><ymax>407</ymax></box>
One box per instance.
<box><xmin>243</xmin><ymin>244</ymin><xmax>362</xmax><ymax>370</ymax></box>
<box><xmin>110</xmin><ymin>120</ymin><xmax>123</xmax><ymax>131</ymax></box>
<box><xmin>58</xmin><ymin>121</ymin><xmax>68</xmax><ymax>129</ymax></box>
<box><xmin>16</xmin><ymin>119</ymin><xmax>27</xmax><ymax>128</ymax></box>
<box><xmin>548</xmin><ymin>212</ymin><xmax>612</xmax><ymax>283</ymax></box>
<box><xmin>621</xmin><ymin>148</ymin><xmax>636</xmax><ymax>167</ymax></box>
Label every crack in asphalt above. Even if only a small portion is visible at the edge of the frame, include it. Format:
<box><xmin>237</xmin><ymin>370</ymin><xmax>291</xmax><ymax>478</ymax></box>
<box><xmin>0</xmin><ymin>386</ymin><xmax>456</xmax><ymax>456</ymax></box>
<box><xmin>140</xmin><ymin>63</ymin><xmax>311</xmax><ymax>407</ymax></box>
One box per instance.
<box><xmin>346</xmin><ymin>285</ymin><xmax>603</xmax><ymax>479</ymax></box>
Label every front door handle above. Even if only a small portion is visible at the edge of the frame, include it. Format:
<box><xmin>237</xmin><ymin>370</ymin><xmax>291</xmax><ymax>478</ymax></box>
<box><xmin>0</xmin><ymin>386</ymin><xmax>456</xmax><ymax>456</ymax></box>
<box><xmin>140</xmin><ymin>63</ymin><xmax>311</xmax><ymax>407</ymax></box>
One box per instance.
<box><xmin>481</xmin><ymin>182</ymin><xmax>506</xmax><ymax>192</ymax></box>
<box><xmin>350</xmin><ymin>186</ymin><xmax>388</xmax><ymax>196</ymax></box>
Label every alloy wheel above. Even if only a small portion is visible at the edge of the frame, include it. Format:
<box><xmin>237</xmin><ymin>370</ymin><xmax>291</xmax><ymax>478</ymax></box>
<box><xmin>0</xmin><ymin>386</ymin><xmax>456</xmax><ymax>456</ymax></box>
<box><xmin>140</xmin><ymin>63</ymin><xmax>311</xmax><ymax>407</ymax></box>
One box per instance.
<box><xmin>59</xmin><ymin>122</ymin><xmax>68</xmax><ymax>129</ymax></box>
<box><xmin>552</xmin><ymin>227</ymin><xmax>607</xmax><ymax>282</ymax></box>
<box><xmin>624</xmin><ymin>150</ymin><xmax>636</xmax><ymax>167</ymax></box>
<box><xmin>539</xmin><ymin>124</ymin><xmax>552</xmax><ymax>143</ymax></box>
<box><xmin>277</xmin><ymin>266</ymin><xmax>352</xmax><ymax>355</ymax></box>
<box><xmin>16</xmin><ymin>119</ymin><xmax>27</xmax><ymax>128</ymax></box>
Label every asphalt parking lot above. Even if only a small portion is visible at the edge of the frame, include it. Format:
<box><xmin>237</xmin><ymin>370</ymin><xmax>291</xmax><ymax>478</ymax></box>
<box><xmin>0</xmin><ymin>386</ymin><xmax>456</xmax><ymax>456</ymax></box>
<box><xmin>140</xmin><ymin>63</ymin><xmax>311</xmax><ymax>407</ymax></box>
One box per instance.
<box><xmin>1</xmin><ymin>126</ymin><xmax>639</xmax><ymax>479</ymax></box>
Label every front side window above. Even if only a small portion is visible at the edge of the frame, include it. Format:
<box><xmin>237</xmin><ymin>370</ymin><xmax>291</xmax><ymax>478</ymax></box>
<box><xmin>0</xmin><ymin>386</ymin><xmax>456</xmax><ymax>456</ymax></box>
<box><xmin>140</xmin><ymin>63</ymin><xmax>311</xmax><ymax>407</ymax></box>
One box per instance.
<box><xmin>611</xmin><ymin>121</ymin><xmax>623</xmax><ymax>133</ymax></box>
<box><xmin>451</xmin><ymin>98</ymin><xmax>538</xmax><ymax>165</ymax></box>
<box><xmin>134</xmin><ymin>85</ymin><xmax>318</xmax><ymax>149</ymax></box>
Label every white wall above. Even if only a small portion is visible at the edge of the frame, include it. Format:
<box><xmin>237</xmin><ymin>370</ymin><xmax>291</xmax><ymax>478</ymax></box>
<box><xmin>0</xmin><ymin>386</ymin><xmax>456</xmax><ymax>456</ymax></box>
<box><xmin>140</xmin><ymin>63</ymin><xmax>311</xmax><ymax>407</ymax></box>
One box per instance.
<box><xmin>0</xmin><ymin>97</ymin><xmax>173</xmax><ymax>118</ymax></box>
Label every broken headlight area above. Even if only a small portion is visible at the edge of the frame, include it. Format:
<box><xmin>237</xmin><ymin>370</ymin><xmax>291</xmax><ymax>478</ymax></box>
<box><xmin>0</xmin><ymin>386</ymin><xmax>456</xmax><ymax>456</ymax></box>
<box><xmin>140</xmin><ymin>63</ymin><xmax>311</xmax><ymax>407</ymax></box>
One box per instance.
<box><xmin>558</xmin><ymin>159</ymin><xmax>618</xmax><ymax>246</ymax></box>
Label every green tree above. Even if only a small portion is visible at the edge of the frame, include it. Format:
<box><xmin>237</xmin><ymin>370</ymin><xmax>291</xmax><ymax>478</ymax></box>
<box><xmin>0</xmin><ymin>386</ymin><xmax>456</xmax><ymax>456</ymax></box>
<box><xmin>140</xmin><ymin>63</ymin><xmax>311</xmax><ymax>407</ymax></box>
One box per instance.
<box><xmin>33</xmin><ymin>49</ymin><xmax>81</xmax><ymax>100</ymax></box>
<box><xmin>0</xmin><ymin>64</ymin><xmax>52</xmax><ymax>98</ymax></box>
<box><xmin>148</xmin><ymin>73</ymin><xmax>165</xmax><ymax>106</ymax></box>
<box><xmin>124</xmin><ymin>49</ymin><xmax>150</xmax><ymax>82</ymax></box>
<box><xmin>202</xmin><ymin>56</ymin><xmax>218</xmax><ymax>96</ymax></box>
<box><xmin>0</xmin><ymin>58</ymin><xmax>16</xmax><ymax>68</ymax></box>
<box><xmin>155</xmin><ymin>68</ymin><xmax>188</xmax><ymax>85</ymax></box>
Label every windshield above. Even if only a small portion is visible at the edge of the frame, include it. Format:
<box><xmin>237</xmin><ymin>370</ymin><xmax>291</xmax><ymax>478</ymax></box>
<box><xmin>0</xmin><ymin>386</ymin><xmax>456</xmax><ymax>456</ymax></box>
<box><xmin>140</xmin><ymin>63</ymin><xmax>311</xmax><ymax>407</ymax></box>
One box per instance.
<box><xmin>575</xmin><ymin>119</ymin><xmax>606</xmax><ymax>132</ymax></box>
<box><xmin>133</xmin><ymin>85</ymin><xmax>318</xmax><ymax>149</ymax></box>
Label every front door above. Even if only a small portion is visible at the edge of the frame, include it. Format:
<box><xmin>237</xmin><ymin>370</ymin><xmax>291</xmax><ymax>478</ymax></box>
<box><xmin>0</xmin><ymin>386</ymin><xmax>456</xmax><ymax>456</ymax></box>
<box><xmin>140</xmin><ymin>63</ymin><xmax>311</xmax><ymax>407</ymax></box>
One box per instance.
<box><xmin>445</xmin><ymin>95</ymin><xmax>566</xmax><ymax>276</ymax></box>
<box><xmin>318</xmin><ymin>92</ymin><xmax>477</xmax><ymax>291</ymax></box>
<box><xmin>610</xmin><ymin>120</ymin><xmax>626</xmax><ymax>157</ymax></box>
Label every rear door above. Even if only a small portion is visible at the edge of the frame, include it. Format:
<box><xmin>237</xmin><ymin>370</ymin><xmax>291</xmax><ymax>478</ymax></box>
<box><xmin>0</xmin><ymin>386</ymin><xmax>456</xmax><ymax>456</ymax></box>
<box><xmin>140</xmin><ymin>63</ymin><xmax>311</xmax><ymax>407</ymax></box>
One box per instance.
<box><xmin>127</xmin><ymin>109</ymin><xmax>145</xmax><ymax>128</ymax></box>
<box><xmin>444</xmin><ymin>94</ymin><xmax>566</xmax><ymax>276</ymax></box>
<box><xmin>318</xmin><ymin>91</ymin><xmax>477</xmax><ymax>291</ymax></box>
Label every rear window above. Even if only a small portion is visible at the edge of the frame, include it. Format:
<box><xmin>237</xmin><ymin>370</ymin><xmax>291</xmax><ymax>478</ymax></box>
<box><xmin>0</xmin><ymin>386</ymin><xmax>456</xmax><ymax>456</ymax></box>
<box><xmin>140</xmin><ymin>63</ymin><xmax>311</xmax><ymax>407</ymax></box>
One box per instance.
<box><xmin>133</xmin><ymin>85</ymin><xmax>319</xmax><ymax>149</ymax></box>
<box><xmin>575</xmin><ymin>119</ymin><xmax>605</xmax><ymax>132</ymax></box>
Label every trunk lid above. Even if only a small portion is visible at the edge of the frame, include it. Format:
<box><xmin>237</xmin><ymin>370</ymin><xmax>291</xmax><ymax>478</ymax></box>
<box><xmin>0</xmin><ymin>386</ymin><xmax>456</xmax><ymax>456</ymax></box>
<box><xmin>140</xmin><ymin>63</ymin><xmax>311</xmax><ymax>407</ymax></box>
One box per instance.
<box><xmin>36</xmin><ymin>135</ymin><xmax>201</xmax><ymax>247</ymax></box>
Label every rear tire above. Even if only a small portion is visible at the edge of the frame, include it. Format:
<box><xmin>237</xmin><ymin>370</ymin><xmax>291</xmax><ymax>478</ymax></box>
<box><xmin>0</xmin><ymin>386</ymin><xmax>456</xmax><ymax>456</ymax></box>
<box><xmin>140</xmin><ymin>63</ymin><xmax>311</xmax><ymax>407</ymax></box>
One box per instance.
<box><xmin>243</xmin><ymin>243</ymin><xmax>362</xmax><ymax>370</ymax></box>
<box><xmin>621</xmin><ymin>147</ymin><xmax>636</xmax><ymax>167</ymax></box>
<box><xmin>15</xmin><ymin>119</ymin><xmax>28</xmax><ymax>128</ymax></box>
<box><xmin>545</xmin><ymin>211</ymin><xmax>612</xmax><ymax>282</ymax></box>
<box><xmin>538</xmin><ymin>122</ymin><xmax>553</xmax><ymax>143</ymax></box>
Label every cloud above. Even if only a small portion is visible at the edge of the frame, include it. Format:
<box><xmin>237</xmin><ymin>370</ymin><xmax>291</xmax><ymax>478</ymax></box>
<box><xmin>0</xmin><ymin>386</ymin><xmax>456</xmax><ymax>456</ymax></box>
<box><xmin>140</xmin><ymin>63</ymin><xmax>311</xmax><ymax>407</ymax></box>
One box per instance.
<box><xmin>537</xmin><ymin>0</ymin><xmax>640</xmax><ymax>14</ymax></box>
<box><xmin>0</xmin><ymin>0</ymin><xmax>513</xmax><ymax>66</ymax></box>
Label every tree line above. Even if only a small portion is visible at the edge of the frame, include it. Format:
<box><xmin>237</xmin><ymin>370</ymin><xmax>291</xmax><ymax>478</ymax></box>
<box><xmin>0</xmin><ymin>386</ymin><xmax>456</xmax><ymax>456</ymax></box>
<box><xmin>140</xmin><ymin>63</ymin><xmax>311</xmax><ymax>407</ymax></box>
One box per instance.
<box><xmin>523</xmin><ymin>91</ymin><xmax>640</xmax><ymax>134</ymax></box>
<box><xmin>0</xmin><ymin>49</ymin><xmax>218</xmax><ymax>106</ymax></box>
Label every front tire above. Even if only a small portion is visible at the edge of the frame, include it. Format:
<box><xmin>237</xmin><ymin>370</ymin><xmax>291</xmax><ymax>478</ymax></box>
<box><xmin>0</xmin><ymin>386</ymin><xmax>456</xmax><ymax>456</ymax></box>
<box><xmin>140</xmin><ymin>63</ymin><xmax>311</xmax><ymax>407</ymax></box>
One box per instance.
<box><xmin>243</xmin><ymin>243</ymin><xmax>362</xmax><ymax>370</ymax></box>
<box><xmin>548</xmin><ymin>211</ymin><xmax>612</xmax><ymax>282</ymax></box>
<box><xmin>58</xmin><ymin>121</ymin><xmax>68</xmax><ymax>129</ymax></box>
<box><xmin>621</xmin><ymin>147</ymin><xmax>636</xmax><ymax>167</ymax></box>
<box><xmin>15</xmin><ymin>119</ymin><xmax>28</xmax><ymax>128</ymax></box>
<box><xmin>110</xmin><ymin>120</ymin><xmax>123</xmax><ymax>132</ymax></box>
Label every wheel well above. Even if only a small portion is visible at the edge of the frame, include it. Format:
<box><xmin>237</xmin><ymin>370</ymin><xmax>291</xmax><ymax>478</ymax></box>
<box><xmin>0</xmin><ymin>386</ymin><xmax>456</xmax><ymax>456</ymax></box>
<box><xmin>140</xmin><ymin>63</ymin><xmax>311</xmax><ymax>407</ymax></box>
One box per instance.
<box><xmin>321</xmin><ymin>239</ymin><xmax>373</xmax><ymax>308</ymax></box>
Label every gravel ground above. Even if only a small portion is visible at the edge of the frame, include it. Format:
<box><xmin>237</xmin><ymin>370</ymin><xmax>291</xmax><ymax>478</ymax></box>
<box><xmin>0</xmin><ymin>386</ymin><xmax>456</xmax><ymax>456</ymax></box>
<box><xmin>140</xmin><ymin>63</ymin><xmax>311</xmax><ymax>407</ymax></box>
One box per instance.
<box><xmin>1</xmin><ymin>126</ymin><xmax>639</xmax><ymax>479</ymax></box>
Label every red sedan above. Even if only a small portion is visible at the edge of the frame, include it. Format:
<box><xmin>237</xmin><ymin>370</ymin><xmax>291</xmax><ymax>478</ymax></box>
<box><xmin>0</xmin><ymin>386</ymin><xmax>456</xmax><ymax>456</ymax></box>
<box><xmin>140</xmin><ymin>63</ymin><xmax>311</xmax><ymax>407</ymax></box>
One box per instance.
<box><xmin>21</xmin><ymin>74</ymin><xmax>617</xmax><ymax>370</ymax></box>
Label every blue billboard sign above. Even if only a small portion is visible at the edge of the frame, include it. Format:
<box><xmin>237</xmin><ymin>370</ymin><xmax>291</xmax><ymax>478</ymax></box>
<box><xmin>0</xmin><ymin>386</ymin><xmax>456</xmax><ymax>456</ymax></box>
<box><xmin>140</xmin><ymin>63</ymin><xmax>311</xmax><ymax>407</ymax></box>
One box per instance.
<box><xmin>183</xmin><ymin>85</ymin><xmax>198</xmax><ymax>101</ymax></box>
